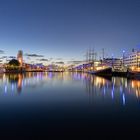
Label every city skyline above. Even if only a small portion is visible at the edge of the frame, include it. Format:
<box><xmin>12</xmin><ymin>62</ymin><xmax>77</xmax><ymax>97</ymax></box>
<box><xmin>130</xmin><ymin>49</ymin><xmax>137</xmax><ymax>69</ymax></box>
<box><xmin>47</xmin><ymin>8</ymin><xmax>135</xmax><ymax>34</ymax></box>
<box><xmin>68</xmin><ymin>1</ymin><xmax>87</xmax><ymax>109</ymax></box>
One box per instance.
<box><xmin>0</xmin><ymin>0</ymin><xmax>140</xmax><ymax>139</ymax></box>
<box><xmin>0</xmin><ymin>0</ymin><xmax>140</xmax><ymax>64</ymax></box>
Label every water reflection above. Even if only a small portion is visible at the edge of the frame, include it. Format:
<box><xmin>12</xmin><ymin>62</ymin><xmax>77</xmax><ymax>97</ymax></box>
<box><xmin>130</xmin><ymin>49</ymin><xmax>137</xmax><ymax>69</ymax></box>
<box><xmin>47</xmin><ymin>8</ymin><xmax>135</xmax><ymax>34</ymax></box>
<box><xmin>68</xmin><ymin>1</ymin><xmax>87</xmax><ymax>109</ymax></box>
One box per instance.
<box><xmin>0</xmin><ymin>72</ymin><xmax>140</xmax><ymax>107</ymax></box>
<box><xmin>0</xmin><ymin>72</ymin><xmax>65</xmax><ymax>95</ymax></box>
<box><xmin>7</xmin><ymin>74</ymin><xmax>23</xmax><ymax>94</ymax></box>
<box><xmin>0</xmin><ymin>73</ymin><xmax>45</xmax><ymax>94</ymax></box>
<box><xmin>81</xmin><ymin>73</ymin><xmax>140</xmax><ymax>106</ymax></box>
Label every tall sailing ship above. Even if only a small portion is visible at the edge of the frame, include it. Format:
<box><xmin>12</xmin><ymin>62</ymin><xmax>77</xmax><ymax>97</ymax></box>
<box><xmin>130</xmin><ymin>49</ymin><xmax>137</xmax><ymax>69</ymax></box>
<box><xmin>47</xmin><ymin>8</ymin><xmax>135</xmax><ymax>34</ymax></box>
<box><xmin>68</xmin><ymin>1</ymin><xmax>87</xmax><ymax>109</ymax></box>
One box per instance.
<box><xmin>86</xmin><ymin>49</ymin><xmax>112</xmax><ymax>76</ymax></box>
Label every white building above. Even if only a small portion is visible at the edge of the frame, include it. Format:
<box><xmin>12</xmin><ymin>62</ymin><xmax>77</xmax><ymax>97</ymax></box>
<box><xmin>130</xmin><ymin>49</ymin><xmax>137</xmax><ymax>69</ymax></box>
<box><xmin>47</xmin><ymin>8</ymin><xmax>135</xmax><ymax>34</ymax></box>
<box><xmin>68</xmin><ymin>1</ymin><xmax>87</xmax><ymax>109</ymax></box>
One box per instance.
<box><xmin>123</xmin><ymin>51</ymin><xmax>140</xmax><ymax>67</ymax></box>
<box><xmin>103</xmin><ymin>58</ymin><xmax>122</xmax><ymax>68</ymax></box>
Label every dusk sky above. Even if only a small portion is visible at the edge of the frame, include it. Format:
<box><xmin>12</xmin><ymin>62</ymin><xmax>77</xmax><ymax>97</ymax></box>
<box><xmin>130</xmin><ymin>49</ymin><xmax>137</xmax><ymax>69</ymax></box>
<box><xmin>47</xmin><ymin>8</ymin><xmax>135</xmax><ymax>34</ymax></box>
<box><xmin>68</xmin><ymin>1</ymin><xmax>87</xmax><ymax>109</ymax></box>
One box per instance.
<box><xmin>0</xmin><ymin>0</ymin><xmax>140</xmax><ymax>64</ymax></box>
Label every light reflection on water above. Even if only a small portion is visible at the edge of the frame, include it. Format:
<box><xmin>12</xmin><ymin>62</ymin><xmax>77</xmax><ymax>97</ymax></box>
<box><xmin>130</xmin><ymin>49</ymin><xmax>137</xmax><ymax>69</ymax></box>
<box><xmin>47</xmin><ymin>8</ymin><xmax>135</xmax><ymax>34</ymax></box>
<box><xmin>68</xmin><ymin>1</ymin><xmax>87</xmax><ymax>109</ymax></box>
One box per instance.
<box><xmin>72</xmin><ymin>73</ymin><xmax>140</xmax><ymax>106</ymax></box>
<box><xmin>0</xmin><ymin>72</ymin><xmax>140</xmax><ymax>107</ymax></box>
<box><xmin>0</xmin><ymin>72</ymin><xmax>140</xmax><ymax>138</ymax></box>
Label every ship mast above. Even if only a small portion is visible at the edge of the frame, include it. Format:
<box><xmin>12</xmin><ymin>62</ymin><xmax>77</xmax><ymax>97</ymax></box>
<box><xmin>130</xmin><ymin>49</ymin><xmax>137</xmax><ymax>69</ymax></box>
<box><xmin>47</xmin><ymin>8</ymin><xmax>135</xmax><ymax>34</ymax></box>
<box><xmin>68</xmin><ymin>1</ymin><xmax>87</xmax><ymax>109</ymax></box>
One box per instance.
<box><xmin>102</xmin><ymin>48</ymin><xmax>105</xmax><ymax>60</ymax></box>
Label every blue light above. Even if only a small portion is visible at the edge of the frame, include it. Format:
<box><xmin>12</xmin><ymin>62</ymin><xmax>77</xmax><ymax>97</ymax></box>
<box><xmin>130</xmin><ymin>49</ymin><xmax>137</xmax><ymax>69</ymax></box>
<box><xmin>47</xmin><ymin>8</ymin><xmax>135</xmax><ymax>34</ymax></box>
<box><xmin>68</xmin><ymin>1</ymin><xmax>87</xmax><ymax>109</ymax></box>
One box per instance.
<box><xmin>111</xmin><ymin>90</ymin><xmax>114</xmax><ymax>99</ymax></box>
<box><xmin>48</xmin><ymin>72</ymin><xmax>53</xmax><ymax>78</ymax></box>
<box><xmin>112</xmin><ymin>54</ymin><xmax>114</xmax><ymax>57</ymax></box>
<box><xmin>104</xmin><ymin>86</ymin><xmax>106</xmax><ymax>95</ymax></box>
<box><xmin>4</xmin><ymin>85</ymin><xmax>7</xmax><ymax>94</ymax></box>
<box><xmin>12</xmin><ymin>84</ymin><xmax>14</xmax><ymax>91</ymax></box>
<box><xmin>113</xmin><ymin>83</ymin><xmax>115</xmax><ymax>90</ymax></box>
<box><xmin>120</xmin><ymin>86</ymin><xmax>123</xmax><ymax>93</ymax></box>
<box><xmin>122</xmin><ymin>93</ymin><xmax>126</xmax><ymax>106</ymax></box>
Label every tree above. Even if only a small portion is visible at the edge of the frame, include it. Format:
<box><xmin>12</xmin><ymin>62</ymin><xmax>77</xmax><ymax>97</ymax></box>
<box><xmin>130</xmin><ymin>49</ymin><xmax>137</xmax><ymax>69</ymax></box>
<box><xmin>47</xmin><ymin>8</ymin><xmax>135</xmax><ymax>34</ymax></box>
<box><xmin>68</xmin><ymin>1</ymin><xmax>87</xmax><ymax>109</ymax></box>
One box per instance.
<box><xmin>9</xmin><ymin>59</ymin><xmax>20</xmax><ymax>66</ymax></box>
<box><xmin>5</xmin><ymin>59</ymin><xmax>20</xmax><ymax>71</ymax></box>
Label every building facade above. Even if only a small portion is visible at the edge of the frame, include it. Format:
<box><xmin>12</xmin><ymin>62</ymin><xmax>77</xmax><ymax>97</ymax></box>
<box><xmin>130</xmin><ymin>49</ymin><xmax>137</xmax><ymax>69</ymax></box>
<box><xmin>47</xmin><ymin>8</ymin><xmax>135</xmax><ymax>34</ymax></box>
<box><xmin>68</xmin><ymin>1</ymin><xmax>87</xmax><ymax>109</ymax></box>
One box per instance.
<box><xmin>123</xmin><ymin>51</ymin><xmax>140</xmax><ymax>67</ymax></box>
<box><xmin>102</xmin><ymin>58</ymin><xmax>122</xmax><ymax>69</ymax></box>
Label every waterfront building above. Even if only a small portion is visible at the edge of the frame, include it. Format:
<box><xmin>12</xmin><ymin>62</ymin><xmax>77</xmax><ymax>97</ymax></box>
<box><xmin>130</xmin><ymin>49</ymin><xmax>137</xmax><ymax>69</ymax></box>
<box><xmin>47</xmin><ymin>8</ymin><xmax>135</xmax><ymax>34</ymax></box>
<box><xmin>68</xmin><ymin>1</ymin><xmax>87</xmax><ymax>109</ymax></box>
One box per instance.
<box><xmin>47</xmin><ymin>64</ymin><xmax>64</xmax><ymax>72</ymax></box>
<box><xmin>102</xmin><ymin>58</ymin><xmax>122</xmax><ymax>69</ymax></box>
<box><xmin>123</xmin><ymin>50</ymin><xmax>140</xmax><ymax>67</ymax></box>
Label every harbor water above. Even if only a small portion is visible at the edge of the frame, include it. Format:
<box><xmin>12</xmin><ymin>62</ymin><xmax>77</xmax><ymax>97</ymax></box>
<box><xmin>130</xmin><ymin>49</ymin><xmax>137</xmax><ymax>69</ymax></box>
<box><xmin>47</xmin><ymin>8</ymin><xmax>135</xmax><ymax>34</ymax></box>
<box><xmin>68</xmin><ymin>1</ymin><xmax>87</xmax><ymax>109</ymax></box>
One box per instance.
<box><xmin>0</xmin><ymin>72</ymin><xmax>140</xmax><ymax>138</ymax></box>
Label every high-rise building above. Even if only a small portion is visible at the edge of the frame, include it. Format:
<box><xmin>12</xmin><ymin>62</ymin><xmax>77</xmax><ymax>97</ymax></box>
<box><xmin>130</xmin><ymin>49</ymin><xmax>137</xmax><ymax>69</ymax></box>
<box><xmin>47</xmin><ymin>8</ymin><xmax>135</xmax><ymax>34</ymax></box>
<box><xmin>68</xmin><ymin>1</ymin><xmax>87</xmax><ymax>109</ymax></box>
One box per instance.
<box><xmin>17</xmin><ymin>50</ymin><xmax>23</xmax><ymax>67</ymax></box>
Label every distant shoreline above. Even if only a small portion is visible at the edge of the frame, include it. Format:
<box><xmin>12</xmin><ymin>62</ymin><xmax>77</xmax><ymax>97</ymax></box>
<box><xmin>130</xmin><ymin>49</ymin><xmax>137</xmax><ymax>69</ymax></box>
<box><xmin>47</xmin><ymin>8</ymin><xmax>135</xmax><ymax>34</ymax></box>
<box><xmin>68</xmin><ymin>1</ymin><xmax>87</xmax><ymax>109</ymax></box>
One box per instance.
<box><xmin>3</xmin><ymin>70</ymin><xmax>65</xmax><ymax>73</ymax></box>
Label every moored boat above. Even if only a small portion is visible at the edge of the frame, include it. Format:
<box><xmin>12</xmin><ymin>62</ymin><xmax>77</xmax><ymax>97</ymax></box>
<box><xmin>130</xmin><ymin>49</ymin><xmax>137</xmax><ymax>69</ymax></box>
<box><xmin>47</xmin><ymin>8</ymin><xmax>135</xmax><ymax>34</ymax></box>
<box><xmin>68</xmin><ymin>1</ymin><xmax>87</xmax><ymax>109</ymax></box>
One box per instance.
<box><xmin>89</xmin><ymin>66</ymin><xmax>112</xmax><ymax>76</ymax></box>
<box><xmin>112</xmin><ymin>68</ymin><xmax>128</xmax><ymax>77</ymax></box>
<box><xmin>127</xmin><ymin>70</ymin><xmax>140</xmax><ymax>79</ymax></box>
<box><xmin>127</xmin><ymin>67</ymin><xmax>140</xmax><ymax>79</ymax></box>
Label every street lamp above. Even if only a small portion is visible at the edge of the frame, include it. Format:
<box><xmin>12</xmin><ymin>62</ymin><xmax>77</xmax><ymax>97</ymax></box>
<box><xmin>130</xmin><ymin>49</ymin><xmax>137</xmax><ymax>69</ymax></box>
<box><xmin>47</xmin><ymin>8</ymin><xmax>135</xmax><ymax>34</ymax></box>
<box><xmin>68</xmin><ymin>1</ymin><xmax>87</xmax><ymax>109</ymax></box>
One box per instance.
<box><xmin>123</xmin><ymin>50</ymin><xmax>125</xmax><ymax>67</ymax></box>
<box><xmin>112</xmin><ymin>54</ymin><xmax>114</xmax><ymax>67</ymax></box>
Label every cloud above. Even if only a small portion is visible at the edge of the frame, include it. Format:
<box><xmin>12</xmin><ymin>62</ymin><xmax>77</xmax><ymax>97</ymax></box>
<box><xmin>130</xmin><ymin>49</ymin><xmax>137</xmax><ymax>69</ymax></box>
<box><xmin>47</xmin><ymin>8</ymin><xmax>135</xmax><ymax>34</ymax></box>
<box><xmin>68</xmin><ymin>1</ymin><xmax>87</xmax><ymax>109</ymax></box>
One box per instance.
<box><xmin>55</xmin><ymin>61</ymin><xmax>64</xmax><ymax>65</ymax></box>
<box><xmin>27</xmin><ymin>57</ymin><xmax>31</xmax><ymax>60</ymax></box>
<box><xmin>0</xmin><ymin>56</ymin><xmax>7</xmax><ymax>59</ymax></box>
<box><xmin>71</xmin><ymin>58</ymin><xmax>75</xmax><ymax>60</ymax></box>
<box><xmin>51</xmin><ymin>62</ymin><xmax>55</xmax><ymax>64</ymax></box>
<box><xmin>9</xmin><ymin>56</ymin><xmax>16</xmax><ymax>59</ymax></box>
<box><xmin>25</xmin><ymin>53</ymin><xmax>44</xmax><ymax>57</ymax></box>
<box><xmin>67</xmin><ymin>61</ymin><xmax>83</xmax><ymax>64</ymax></box>
<box><xmin>0</xmin><ymin>50</ymin><xmax>4</xmax><ymax>54</ymax></box>
<box><xmin>56</xmin><ymin>58</ymin><xmax>63</xmax><ymax>60</ymax></box>
<box><xmin>49</xmin><ymin>58</ymin><xmax>53</xmax><ymax>61</ymax></box>
<box><xmin>37</xmin><ymin>58</ymin><xmax>48</xmax><ymax>61</ymax></box>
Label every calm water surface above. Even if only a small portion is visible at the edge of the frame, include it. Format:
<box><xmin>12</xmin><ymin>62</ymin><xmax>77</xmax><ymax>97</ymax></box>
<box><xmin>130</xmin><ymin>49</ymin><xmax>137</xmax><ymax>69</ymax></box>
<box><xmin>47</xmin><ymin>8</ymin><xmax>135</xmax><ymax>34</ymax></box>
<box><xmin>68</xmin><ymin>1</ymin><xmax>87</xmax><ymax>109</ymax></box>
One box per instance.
<box><xmin>0</xmin><ymin>72</ymin><xmax>140</xmax><ymax>138</ymax></box>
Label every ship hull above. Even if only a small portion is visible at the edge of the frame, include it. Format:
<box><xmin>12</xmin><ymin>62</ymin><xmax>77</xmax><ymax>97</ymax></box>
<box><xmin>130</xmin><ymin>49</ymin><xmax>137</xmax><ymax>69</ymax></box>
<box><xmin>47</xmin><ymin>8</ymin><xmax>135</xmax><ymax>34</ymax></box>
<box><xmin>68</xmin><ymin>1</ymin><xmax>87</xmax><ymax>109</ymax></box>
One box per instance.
<box><xmin>127</xmin><ymin>70</ymin><xmax>140</xmax><ymax>79</ymax></box>
<box><xmin>112</xmin><ymin>71</ymin><xmax>128</xmax><ymax>77</ymax></box>
<box><xmin>89</xmin><ymin>67</ymin><xmax>112</xmax><ymax>76</ymax></box>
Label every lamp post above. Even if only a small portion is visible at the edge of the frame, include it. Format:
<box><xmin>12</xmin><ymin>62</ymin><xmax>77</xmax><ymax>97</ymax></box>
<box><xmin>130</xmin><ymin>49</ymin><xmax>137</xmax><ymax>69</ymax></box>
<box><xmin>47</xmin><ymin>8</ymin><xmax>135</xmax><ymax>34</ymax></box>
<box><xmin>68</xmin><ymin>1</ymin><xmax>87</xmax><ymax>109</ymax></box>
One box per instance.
<box><xmin>112</xmin><ymin>54</ymin><xmax>114</xmax><ymax>68</ymax></box>
<box><xmin>136</xmin><ymin>51</ymin><xmax>139</xmax><ymax>68</ymax></box>
<box><xmin>123</xmin><ymin>50</ymin><xmax>125</xmax><ymax>67</ymax></box>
